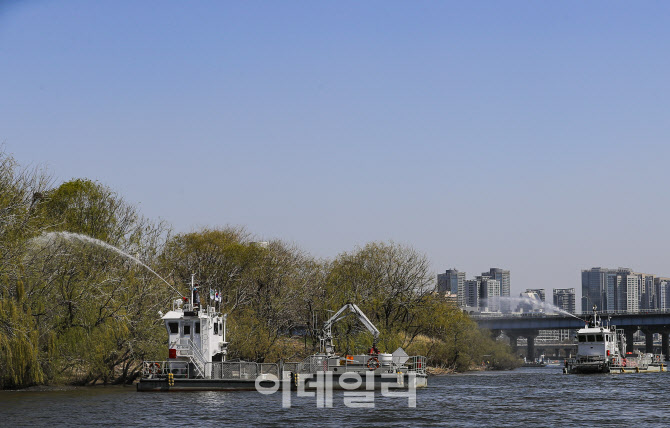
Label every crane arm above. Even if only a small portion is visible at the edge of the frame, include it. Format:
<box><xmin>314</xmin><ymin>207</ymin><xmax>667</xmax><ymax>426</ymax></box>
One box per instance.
<box><xmin>320</xmin><ymin>303</ymin><xmax>380</xmax><ymax>356</ymax></box>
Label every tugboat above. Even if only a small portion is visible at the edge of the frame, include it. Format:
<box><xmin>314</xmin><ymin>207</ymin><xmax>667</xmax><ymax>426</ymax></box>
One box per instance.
<box><xmin>137</xmin><ymin>275</ymin><xmax>280</xmax><ymax>391</ymax></box>
<box><xmin>137</xmin><ymin>278</ymin><xmax>427</xmax><ymax>391</ymax></box>
<box><xmin>564</xmin><ymin>307</ymin><xmax>666</xmax><ymax>374</ymax></box>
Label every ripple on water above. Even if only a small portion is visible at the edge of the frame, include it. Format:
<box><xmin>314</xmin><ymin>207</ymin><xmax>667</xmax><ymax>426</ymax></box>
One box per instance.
<box><xmin>2</xmin><ymin>368</ymin><xmax>670</xmax><ymax>427</ymax></box>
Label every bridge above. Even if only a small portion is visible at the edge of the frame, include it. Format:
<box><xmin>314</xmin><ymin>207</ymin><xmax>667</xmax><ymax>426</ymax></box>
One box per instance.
<box><xmin>472</xmin><ymin>310</ymin><xmax>670</xmax><ymax>361</ymax></box>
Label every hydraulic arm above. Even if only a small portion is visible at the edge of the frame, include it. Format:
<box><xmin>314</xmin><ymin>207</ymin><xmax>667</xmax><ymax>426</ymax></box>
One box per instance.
<box><xmin>320</xmin><ymin>303</ymin><xmax>380</xmax><ymax>356</ymax></box>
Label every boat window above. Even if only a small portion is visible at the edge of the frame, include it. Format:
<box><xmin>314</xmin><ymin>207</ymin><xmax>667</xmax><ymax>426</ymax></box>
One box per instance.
<box><xmin>168</xmin><ymin>322</ymin><xmax>178</xmax><ymax>334</ymax></box>
<box><xmin>578</xmin><ymin>335</ymin><xmax>586</xmax><ymax>342</ymax></box>
<box><xmin>595</xmin><ymin>334</ymin><xmax>603</xmax><ymax>342</ymax></box>
<box><xmin>219</xmin><ymin>322</ymin><xmax>223</xmax><ymax>336</ymax></box>
<box><xmin>587</xmin><ymin>335</ymin><xmax>596</xmax><ymax>342</ymax></box>
<box><xmin>195</xmin><ymin>322</ymin><xmax>200</xmax><ymax>334</ymax></box>
<box><xmin>214</xmin><ymin>322</ymin><xmax>219</xmax><ymax>335</ymax></box>
<box><xmin>183</xmin><ymin>324</ymin><xmax>191</xmax><ymax>336</ymax></box>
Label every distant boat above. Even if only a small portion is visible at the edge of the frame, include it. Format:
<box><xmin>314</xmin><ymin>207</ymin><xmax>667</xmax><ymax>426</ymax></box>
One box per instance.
<box><xmin>564</xmin><ymin>307</ymin><xmax>666</xmax><ymax>374</ymax></box>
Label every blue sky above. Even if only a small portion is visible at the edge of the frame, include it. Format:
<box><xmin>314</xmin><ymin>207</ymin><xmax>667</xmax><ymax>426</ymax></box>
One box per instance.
<box><xmin>2</xmin><ymin>1</ymin><xmax>670</xmax><ymax>303</ymax></box>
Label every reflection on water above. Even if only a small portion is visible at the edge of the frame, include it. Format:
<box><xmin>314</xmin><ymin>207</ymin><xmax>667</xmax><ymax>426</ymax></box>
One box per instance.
<box><xmin>2</xmin><ymin>367</ymin><xmax>669</xmax><ymax>427</ymax></box>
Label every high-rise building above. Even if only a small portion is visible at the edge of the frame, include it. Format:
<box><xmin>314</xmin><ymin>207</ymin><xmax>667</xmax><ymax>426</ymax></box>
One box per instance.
<box><xmin>553</xmin><ymin>288</ymin><xmax>576</xmax><ymax>314</ymax></box>
<box><xmin>464</xmin><ymin>279</ymin><xmax>480</xmax><ymax>308</ymax></box>
<box><xmin>639</xmin><ymin>273</ymin><xmax>656</xmax><ymax>310</ymax></box>
<box><xmin>551</xmin><ymin>287</ymin><xmax>577</xmax><ymax>342</ymax></box>
<box><xmin>614</xmin><ymin>268</ymin><xmax>634</xmax><ymax>311</ymax></box>
<box><xmin>518</xmin><ymin>290</ymin><xmax>544</xmax><ymax>313</ymax></box>
<box><xmin>437</xmin><ymin>269</ymin><xmax>466</xmax><ymax>306</ymax></box>
<box><xmin>581</xmin><ymin>267</ymin><xmax>609</xmax><ymax>311</ymax></box>
<box><xmin>605</xmin><ymin>271</ymin><xmax>618</xmax><ymax>311</ymax></box>
<box><xmin>581</xmin><ymin>267</ymin><xmax>670</xmax><ymax>313</ymax></box>
<box><xmin>484</xmin><ymin>268</ymin><xmax>510</xmax><ymax>311</ymax></box>
<box><xmin>655</xmin><ymin>277</ymin><xmax>670</xmax><ymax>309</ymax></box>
<box><xmin>525</xmin><ymin>288</ymin><xmax>546</xmax><ymax>302</ymax></box>
<box><xmin>625</xmin><ymin>274</ymin><xmax>640</xmax><ymax>313</ymax></box>
<box><xmin>485</xmin><ymin>268</ymin><xmax>510</xmax><ymax>297</ymax></box>
<box><xmin>582</xmin><ymin>267</ymin><xmax>635</xmax><ymax>311</ymax></box>
<box><xmin>442</xmin><ymin>267</ymin><xmax>511</xmax><ymax>313</ymax></box>
<box><xmin>478</xmin><ymin>277</ymin><xmax>501</xmax><ymax>312</ymax></box>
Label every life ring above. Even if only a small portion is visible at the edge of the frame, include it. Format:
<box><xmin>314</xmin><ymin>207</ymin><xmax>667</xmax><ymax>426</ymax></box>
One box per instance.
<box><xmin>153</xmin><ymin>362</ymin><xmax>161</xmax><ymax>374</ymax></box>
<box><xmin>366</xmin><ymin>357</ymin><xmax>380</xmax><ymax>371</ymax></box>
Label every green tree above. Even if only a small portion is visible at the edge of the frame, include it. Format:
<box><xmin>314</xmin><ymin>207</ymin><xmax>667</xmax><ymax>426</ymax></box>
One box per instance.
<box><xmin>0</xmin><ymin>149</ymin><xmax>51</xmax><ymax>388</ymax></box>
<box><xmin>0</xmin><ymin>148</ymin><xmax>520</xmax><ymax>388</ymax></box>
<box><xmin>24</xmin><ymin>178</ymin><xmax>171</xmax><ymax>384</ymax></box>
<box><xmin>320</xmin><ymin>242</ymin><xmax>434</xmax><ymax>354</ymax></box>
<box><xmin>159</xmin><ymin>228</ymin><xmax>320</xmax><ymax>362</ymax></box>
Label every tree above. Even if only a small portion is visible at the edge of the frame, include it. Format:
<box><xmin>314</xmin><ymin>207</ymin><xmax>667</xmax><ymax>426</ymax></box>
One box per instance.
<box><xmin>159</xmin><ymin>228</ymin><xmax>321</xmax><ymax>362</ymax></box>
<box><xmin>0</xmin><ymin>148</ymin><xmax>519</xmax><ymax>387</ymax></box>
<box><xmin>321</xmin><ymin>242</ymin><xmax>434</xmax><ymax>353</ymax></box>
<box><xmin>23</xmin><ymin>178</ymin><xmax>171</xmax><ymax>384</ymax></box>
<box><xmin>0</xmin><ymin>149</ymin><xmax>52</xmax><ymax>388</ymax></box>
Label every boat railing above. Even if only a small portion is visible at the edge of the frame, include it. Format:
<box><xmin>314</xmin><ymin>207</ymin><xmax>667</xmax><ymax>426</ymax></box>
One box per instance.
<box><xmin>213</xmin><ymin>361</ymin><xmax>259</xmax><ymax>380</ymax></box>
<box><xmin>259</xmin><ymin>363</ymin><xmax>279</xmax><ymax>376</ymax></box>
<box><xmin>186</xmin><ymin>339</ymin><xmax>207</xmax><ymax>377</ymax></box>
<box><xmin>282</xmin><ymin>362</ymin><xmax>300</xmax><ymax>373</ymax></box>
<box><xmin>142</xmin><ymin>360</ymin><xmax>190</xmax><ymax>378</ymax></box>
<box><xmin>141</xmin><ymin>356</ymin><xmax>426</xmax><ymax>379</ymax></box>
<box><xmin>142</xmin><ymin>360</ymin><xmax>279</xmax><ymax>380</ymax></box>
<box><xmin>283</xmin><ymin>354</ymin><xmax>427</xmax><ymax>374</ymax></box>
<box><xmin>405</xmin><ymin>356</ymin><xmax>426</xmax><ymax>374</ymax></box>
<box><xmin>284</xmin><ymin>355</ymin><xmax>345</xmax><ymax>374</ymax></box>
<box><xmin>291</xmin><ymin>355</ymin><xmax>328</xmax><ymax>373</ymax></box>
<box><xmin>569</xmin><ymin>355</ymin><xmax>607</xmax><ymax>364</ymax></box>
<box><xmin>209</xmin><ymin>361</ymin><xmax>280</xmax><ymax>380</ymax></box>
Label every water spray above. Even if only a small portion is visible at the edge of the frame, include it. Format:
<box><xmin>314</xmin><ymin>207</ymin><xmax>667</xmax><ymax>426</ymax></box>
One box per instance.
<box><xmin>33</xmin><ymin>231</ymin><xmax>183</xmax><ymax>297</ymax></box>
<box><xmin>483</xmin><ymin>296</ymin><xmax>585</xmax><ymax>322</ymax></box>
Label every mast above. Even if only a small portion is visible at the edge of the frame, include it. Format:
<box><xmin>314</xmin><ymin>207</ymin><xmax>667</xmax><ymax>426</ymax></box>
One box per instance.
<box><xmin>190</xmin><ymin>274</ymin><xmax>195</xmax><ymax>310</ymax></box>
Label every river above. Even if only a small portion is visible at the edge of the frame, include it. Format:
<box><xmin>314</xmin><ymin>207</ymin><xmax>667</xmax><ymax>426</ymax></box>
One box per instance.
<box><xmin>1</xmin><ymin>367</ymin><xmax>669</xmax><ymax>426</ymax></box>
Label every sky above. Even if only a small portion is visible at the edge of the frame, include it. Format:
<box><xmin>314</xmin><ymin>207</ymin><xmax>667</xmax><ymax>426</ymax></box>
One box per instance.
<box><xmin>2</xmin><ymin>1</ymin><xmax>670</xmax><ymax>306</ymax></box>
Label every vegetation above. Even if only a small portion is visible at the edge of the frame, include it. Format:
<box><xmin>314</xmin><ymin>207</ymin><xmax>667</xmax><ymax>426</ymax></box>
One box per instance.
<box><xmin>0</xmin><ymin>149</ymin><xmax>519</xmax><ymax>388</ymax></box>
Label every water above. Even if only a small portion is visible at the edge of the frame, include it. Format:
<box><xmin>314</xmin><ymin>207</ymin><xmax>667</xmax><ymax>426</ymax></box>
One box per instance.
<box><xmin>32</xmin><ymin>231</ymin><xmax>182</xmax><ymax>296</ymax></box>
<box><xmin>2</xmin><ymin>368</ymin><xmax>669</xmax><ymax>427</ymax></box>
<box><xmin>486</xmin><ymin>296</ymin><xmax>585</xmax><ymax>321</ymax></box>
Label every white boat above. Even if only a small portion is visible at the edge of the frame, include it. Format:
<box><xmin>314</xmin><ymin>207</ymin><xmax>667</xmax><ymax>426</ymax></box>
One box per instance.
<box><xmin>564</xmin><ymin>308</ymin><xmax>666</xmax><ymax>374</ymax></box>
<box><xmin>137</xmin><ymin>278</ymin><xmax>426</xmax><ymax>391</ymax></box>
<box><xmin>137</xmin><ymin>275</ymin><xmax>281</xmax><ymax>391</ymax></box>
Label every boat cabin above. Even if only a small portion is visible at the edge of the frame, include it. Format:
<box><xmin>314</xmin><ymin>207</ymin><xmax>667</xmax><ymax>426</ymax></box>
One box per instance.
<box><xmin>575</xmin><ymin>312</ymin><xmax>622</xmax><ymax>359</ymax></box>
<box><xmin>576</xmin><ymin>329</ymin><xmax>619</xmax><ymax>357</ymax></box>
<box><xmin>161</xmin><ymin>277</ymin><xmax>228</xmax><ymax>378</ymax></box>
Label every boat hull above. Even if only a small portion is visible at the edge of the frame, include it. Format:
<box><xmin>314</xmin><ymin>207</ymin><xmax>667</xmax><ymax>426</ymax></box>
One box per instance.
<box><xmin>565</xmin><ymin>362</ymin><xmax>610</xmax><ymax>374</ymax></box>
<box><xmin>608</xmin><ymin>365</ymin><xmax>666</xmax><ymax>374</ymax></box>
<box><xmin>137</xmin><ymin>378</ymin><xmax>268</xmax><ymax>392</ymax></box>
<box><xmin>137</xmin><ymin>373</ymin><xmax>428</xmax><ymax>392</ymax></box>
<box><xmin>565</xmin><ymin>361</ymin><xmax>667</xmax><ymax>375</ymax></box>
